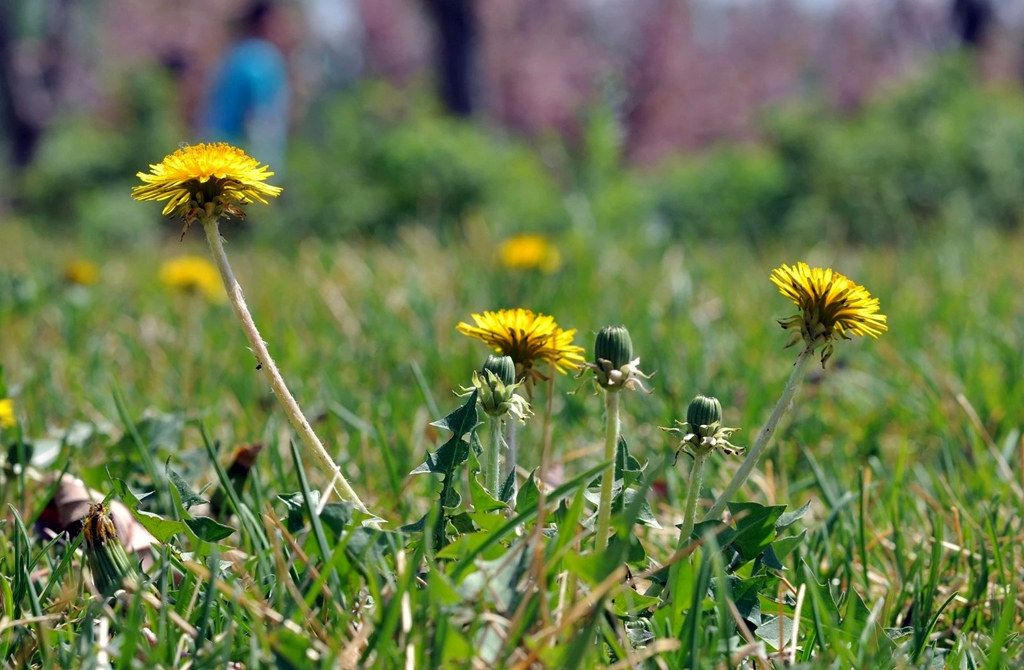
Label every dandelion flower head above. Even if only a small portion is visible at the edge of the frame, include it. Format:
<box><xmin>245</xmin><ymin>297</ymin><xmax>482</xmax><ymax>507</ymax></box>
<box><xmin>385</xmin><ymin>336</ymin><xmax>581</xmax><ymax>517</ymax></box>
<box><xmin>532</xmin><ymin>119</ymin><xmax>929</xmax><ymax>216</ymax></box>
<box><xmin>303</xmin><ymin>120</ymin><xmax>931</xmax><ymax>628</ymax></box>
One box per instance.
<box><xmin>0</xmin><ymin>398</ymin><xmax>15</xmax><ymax>429</ymax></box>
<box><xmin>132</xmin><ymin>143</ymin><xmax>281</xmax><ymax>230</ymax></box>
<box><xmin>499</xmin><ymin>234</ymin><xmax>562</xmax><ymax>273</ymax></box>
<box><xmin>771</xmin><ymin>262</ymin><xmax>887</xmax><ymax>366</ymax></box>
<box><xmin>160</xmin><ymin>256</ymin><xmax>225</xmax><ymax>303</ymax></box>
<box><xmin>457</xmin><ymin>308</ymin><xmax>585</xmax><ymax>386</ymax></box>
<box><xmin>63</xmin><ymin>260</ymin><xmax>100</xmax><ymax>286</ymax></box>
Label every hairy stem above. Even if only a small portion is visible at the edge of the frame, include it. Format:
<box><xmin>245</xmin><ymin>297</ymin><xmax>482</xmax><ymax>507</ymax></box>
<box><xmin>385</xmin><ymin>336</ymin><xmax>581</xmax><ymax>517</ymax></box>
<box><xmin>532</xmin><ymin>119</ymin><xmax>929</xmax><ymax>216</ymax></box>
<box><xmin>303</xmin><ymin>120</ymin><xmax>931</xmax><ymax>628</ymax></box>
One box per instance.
<box><xmin>705</xmin><ymin>345</ymin><xmax>814</xmax><ymax>520</ymax></box>
<box><xmin>595</xmin><ymin>391</ymin><xmax>620</xmax><ymax>552</ymax></box>
<box><xmin>679</xmin><ymin>451</ymin><xmax>708</xmax><ymax>550</ymax></box>
<box><xmin>486</xmin><ymin>417</ymin><xmax>502</xmax><ymax>496</ymax></box>
<box><xmin>202</xmin><ymin>217</ymin><xmax>376</xmax><ymax>523</ymax></box>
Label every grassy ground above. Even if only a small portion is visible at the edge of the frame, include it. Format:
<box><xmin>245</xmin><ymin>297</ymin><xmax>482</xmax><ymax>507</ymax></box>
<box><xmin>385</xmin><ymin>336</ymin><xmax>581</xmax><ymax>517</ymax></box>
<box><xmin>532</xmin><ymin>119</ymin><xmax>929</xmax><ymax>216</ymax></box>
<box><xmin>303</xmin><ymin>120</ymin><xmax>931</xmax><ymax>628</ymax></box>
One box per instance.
<box><xmin>1</xmin><ymin>219</ymin><xmax>1022</xmax><ymax>667</ymax></box>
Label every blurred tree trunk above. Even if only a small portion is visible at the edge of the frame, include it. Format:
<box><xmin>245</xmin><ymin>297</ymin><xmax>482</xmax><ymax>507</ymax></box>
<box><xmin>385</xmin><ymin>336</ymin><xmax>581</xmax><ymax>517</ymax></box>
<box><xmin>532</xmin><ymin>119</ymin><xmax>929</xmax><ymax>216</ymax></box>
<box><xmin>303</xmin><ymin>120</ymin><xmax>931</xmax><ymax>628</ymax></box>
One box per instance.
<box><xmin>422</xmin><ymin>0</ymin><xmax>476</xmax><ymax>116</ymax></box>
<box><xmin>951</xmin><ymin>0</ymin><xmax>992</xmax><ymax>49</ymax></box>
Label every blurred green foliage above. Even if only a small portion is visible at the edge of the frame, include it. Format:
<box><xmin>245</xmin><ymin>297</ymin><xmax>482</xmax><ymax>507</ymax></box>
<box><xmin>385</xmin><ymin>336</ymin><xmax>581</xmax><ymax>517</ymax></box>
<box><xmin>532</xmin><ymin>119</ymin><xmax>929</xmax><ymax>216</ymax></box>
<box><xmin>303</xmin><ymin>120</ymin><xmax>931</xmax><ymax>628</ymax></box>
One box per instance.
<box><xmin>12</xmin><ymin>56</ymin><xmax>1024</xmax><ymax>245</ymax></box>
<box><xmin>15</xmin><ymin>66</ymin><xmax>186</xmax><ymax>244</ymax></box>
<box><xmin>285</xmin><ymin>83</ymin><xmax>567</xmax><ymax>241</ymax></box>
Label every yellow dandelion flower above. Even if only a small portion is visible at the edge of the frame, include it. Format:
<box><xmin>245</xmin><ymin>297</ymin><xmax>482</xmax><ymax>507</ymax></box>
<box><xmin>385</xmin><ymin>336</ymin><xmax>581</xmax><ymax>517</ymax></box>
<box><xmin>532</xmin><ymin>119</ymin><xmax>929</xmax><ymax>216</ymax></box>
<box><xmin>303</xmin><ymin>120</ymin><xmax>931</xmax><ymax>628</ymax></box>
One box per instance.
<box><xmin>62</xmin><ymin>260</ymin><xmax>100</xmax><ymax>286</ymax></box>
<box><xmin>499</xmin><ymin>234</ymin><xmax>563</xmax><ymax>273</ymax></box>
<box><xmin>0</xmin><ymin>398</ymin><xmax>15</xmax><ymax>429</ymax></box>
<box><xmin>457</xmin><ymin>308</ymin><xmax>586</xmax><ymax>385</ymax></box>
<box><xmin>160</xmin><ymin>256</ymin><xmax>225</xmax><ymax>303</ymax></box>
<box><xmin>132</xmin><ymin>143</ymin><xmax>282</xmax><ymax>231</ymax></box>
<box><xmin>770</xmin><ymin>262</ymin><xmax>887</xmax><ymax>366</ymax></box>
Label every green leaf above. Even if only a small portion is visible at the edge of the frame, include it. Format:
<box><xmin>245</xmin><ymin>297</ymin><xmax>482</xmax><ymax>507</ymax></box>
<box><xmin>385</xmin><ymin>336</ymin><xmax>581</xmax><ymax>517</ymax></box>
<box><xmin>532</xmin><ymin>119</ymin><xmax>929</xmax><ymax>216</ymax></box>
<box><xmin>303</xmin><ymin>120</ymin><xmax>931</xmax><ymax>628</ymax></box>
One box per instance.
<box><xmin>498</xmin><ymin>469</ymin><xmax>516</xmax><ymax>504</ymax></box>
<box><xmin>114</xmin><ymin>478</ymin><xmax>186</xmax><ymax>542</ymax></box>
<box><xmin>776</xmin><ymin>500</ymin><xmax>811</xmax><ymax>529</ymax></box>
<box><xmin>755</xmin><ymin>614</ymin><xmax>795</xmax><ymax>651</ymax></box>
<box><xmin>448</xmin><ymin>512</ymin><xmax>476</xmax><ymax>535</ymax></box>
<box><xmin>611</xmin><ymin>531</ymin><xmax>648</xmax><ymax>566</ymax></box>
<box><xmin>184</xmin><ymin>516</ymin><xmax>234</xmax><ymax>543</ymax></box>
<box><xmin>278</xmin><ymin>491</ymin><xmax>317</xmax><ymax>534</ymax></box>
<box><xmin>691</xmin><ymin>519</ymin><xmax>736</xmax><ymax>547</ymax></box>
<box><xmin>409</xmin><ymin>390</ymin><xmax>479</xmax><ymax>476</ymax></box>
<box><xmin>724</xmin><ymin>575</ymin><xmax>765</xmax><ymax>629</ymax></box>
<box><xmin>456</xmin><ymin>541</ymin><xmax>526</xmax><ymax>611</ymax></box>
<box><xmin>614</xmin><ymin>435</ymin><xmax>643</xmax><ymax>489</ymax></box>
<box><xmin>319</xmin><ymin>502</ymin><xmax>354</xmax><ymax>540</ymax></box>
<box><xmin>771</xmin><ymin>529</ymin><xmax>807</xmax><ymax>563</ymax></box>
<box><xmin>609</xmin><ymin>591</ymin><xmax>661</xmax><ymax>617</ymax></box>
<box><xmin>410</xmin><ymin>390</ymin><xmax>480</xmax><ymax>549</ymax></box>
<box><xmin>469</xmin><ymin>457</ymin><xmax>506</xmax><ymax>513</ymax></box>
<box><xmin>436</xmin><ymin>529</ymin><xmax>504</xmax><ymax>562</ymax></box>
<box><xmin>468</xmin><ymin>511</ymin><xmax>506</xmax><ymax>534</ymax></box>
<box><xmin>514</xmin><ymin>471</ymin><xmax>539</xmax><ymax>516</ymax></box>
<box><xmin>761</xmin><ymin>545</ymin><xmax>785</xmax><ymax>570</ymax></box>
<box><xmin>427</xmin><ymin>569</ymin><xmax>464</xmax><ymax>608</ymax></box>
<box><xmin>430</xmin><ymin>391</ymin><xmax>481</xmax><ymax>435</ymax></box>
<box><xmin>167</xmin><ymin>465</ymin><xmax>207</xmax><ymax>510</ymax></box>
<box><xmin>800</xmin><ymin>560</ymin><xmax>841</xmax><ymax>627</ymax></box>
<box><xmin>728</xmin><ymin>502</ymin><xmax>786</xmax><ymax>561</ymax></box>
<box><xmin>611</xmin><ymin>487</ymin><xmax>661</xmax><ymax>529</ymax></box>
<box><xmin>564</xmin><ymin>551</ymin><xmax>610</xmax><ymax>588</ymax></box>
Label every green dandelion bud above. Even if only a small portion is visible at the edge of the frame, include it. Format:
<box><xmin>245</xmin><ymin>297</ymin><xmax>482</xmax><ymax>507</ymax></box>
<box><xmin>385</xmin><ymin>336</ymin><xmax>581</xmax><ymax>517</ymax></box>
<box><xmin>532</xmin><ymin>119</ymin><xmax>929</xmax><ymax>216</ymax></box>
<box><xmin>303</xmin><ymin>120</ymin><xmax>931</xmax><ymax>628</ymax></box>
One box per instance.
<box><xmin>460</xmin><ymin>358</ymin><xmax>532</xmax><ymax>422</ymax></box>
<box><xmin>83</xmin><ymin>504</ymin><xmax>139</xmax><ymax>597</ymax></box>
<box><xmin>664</xmin><ymin>394</ymin><xmax>742</xmax><ymax>459</ymax></box>
<box><xmin>686</xmin><ymin>394</ymin><xmax>722</xmax><ymax>430</ymax></box>
<box><xmin>482</xmin><ymin>355</ymin><xmax>516</xmax><ymax>387</ymax></box>
<box><xmin>580</xmin><ymin>325</ymin><xmax>652</xmax><ymax>393</ymax></box>
<box><xmin>594</xmin><ymin>325</ymin><xmax>634</xmax><ymax>370</ymax></box>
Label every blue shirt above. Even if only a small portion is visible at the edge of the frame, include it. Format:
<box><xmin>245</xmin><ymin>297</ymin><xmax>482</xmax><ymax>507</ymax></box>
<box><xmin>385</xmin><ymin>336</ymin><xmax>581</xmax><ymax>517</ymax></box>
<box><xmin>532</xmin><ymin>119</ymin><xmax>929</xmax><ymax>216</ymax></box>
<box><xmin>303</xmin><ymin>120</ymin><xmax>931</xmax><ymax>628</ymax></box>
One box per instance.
<box><xmin>201</xmin><ymin>38</ymin><xmax>289</xmax><ymax>169</ymax></box>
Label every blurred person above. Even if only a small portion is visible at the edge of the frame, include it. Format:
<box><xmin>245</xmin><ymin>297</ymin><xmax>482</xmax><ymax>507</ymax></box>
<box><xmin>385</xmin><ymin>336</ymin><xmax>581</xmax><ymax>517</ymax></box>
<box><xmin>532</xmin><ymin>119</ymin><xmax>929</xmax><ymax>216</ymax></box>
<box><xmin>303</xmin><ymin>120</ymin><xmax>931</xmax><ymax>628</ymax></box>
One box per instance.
<box><xmin>200</xmin><ymin>1</ymin><xmax>294</xmax><ymax>170</ymax></box>
<box><xmin>422</xmin><ymin>0</ymin><xmax>477</xmax><ymax>117</ymax></box>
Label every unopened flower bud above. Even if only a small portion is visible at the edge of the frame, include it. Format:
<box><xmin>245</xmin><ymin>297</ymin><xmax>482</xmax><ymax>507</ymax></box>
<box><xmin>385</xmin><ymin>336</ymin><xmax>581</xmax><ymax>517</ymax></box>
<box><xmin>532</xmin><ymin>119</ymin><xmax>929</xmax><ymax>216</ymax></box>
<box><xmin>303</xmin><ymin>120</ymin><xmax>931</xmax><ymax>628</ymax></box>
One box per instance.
<box><xmin>482</xmin><ymin>355</ymin><xmax>516</xmax><ymax>387</ymax></box>
<box><xmin>83</xmin><ymin>504</ymin><xmax>139</xmax><ymax>597</ymax></box>
<box><xmin>460</xmin><ymin>357</ymin><xmax>532</xmax><ymax>422</ymax></box>
<box><xmin>594</xmin><ymin>325</ymin><xmax>634</xmax><ymax>370</ymax></box>
<box><xmin>664</xmin><ymin>394</ymin><xmax>742</xmax><ymax>459</ymax></box>
<box><xmin>580</xmin><ymin>325</ymin><xmax>652</xmax><ymax>393</ymax></box>
<box><xmin>686</xmin><ymin>394</ymin><xmax>722</xmax><ymax>430</ymax></box>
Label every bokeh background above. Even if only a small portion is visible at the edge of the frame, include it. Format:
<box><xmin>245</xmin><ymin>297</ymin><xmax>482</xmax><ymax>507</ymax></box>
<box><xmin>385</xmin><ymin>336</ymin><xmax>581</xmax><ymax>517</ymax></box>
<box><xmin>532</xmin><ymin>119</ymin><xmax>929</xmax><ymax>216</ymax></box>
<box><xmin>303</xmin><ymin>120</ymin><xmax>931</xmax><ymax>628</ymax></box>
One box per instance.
<box><xmin>4</xmin><ymin>0</ymin><xmax>1024</xmax><ymax>247</ymax></box>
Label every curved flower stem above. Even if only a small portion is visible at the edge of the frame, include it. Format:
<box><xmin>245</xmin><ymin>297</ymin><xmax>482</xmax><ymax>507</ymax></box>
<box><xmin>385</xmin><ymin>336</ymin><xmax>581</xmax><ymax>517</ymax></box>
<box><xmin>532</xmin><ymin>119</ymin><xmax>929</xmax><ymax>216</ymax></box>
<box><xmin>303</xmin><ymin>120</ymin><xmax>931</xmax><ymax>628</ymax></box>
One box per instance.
<box><xmin>201</xmin><ymin>218</ymin><xmax>376</xmax><ymax>522</ymax></box>
<box><xmin>486</xmin><ymin>417</ymin><xmax>503</xmax><ymax>497</ymax></box>
<box><xmin>704</xmin><ymin>345</ymin><xmax>814</xmax><ymax>520</ymax></box>
<box><xmin>678</xmin><ymin>451</ymin><xmax>708</xmax><ymax>550</ymax></box>
<box><xmin>595</xmin><ymin>390</ymin><xmax>620</xmax><ymax>552</ymax></box>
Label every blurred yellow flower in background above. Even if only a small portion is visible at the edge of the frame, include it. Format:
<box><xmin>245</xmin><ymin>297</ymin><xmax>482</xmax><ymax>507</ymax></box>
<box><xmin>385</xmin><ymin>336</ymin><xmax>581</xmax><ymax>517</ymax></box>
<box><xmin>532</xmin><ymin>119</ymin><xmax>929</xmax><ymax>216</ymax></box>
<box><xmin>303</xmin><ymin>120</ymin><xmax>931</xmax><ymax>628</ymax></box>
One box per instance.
<box><xmin>62</xmin><ymin>260</ymin><xmax>100</xmax><ymax>286</ymax></box>
<box><xmin>499</xmin><ymin>234</ymin><xmax>562</xmax><ymax>273</ymax></box>
<box><xmin>160</xmin><ymin>256</ymin><xmax>225</xmax><ymax>303</ymax></box>
<box><xmin>0</xmin><ymin>399</ymin><xmax>15</xmax><ymax>429</ymax></box>
<box><xmin>457</xmin><ymin>308</ymin><xmax>585</xmax><ymax>385</ymax></box>
<box><xmin>132</xmin><ymin>143</ymin><xmax>282</xmax><ymax>229</ymax></box>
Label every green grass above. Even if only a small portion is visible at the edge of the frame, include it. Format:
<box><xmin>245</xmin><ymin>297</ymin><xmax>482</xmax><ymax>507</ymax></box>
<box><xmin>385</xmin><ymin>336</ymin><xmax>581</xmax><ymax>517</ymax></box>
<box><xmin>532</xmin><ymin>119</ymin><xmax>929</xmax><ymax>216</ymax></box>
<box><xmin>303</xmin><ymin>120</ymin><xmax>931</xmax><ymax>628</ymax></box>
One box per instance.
<box><xmin>1</xmin><ymin>219</ymin><xmax>1022</xmax><ymax>667</ymax></box>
